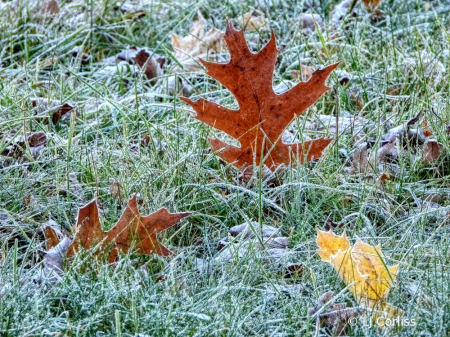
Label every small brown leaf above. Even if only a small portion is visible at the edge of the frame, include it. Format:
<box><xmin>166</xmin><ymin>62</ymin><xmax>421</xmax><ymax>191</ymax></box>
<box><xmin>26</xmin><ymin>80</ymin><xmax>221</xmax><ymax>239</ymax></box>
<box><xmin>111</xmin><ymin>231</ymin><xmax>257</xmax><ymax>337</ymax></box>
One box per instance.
<box><xmin>109</xmin><ymin>179</ymin><xmax>123</xmax><ymax>199</ymax></box>
<box><xmin>171</xmin><ymin>11</ymin><xmax>226</xmax><ymax>72</ymax></box>
<box><xmin>44</xmin><ymin>226</ymin><xmax>60</xmax><ymax>251</ymax></box>
<box><xmin>117</xmin><ymin>47</ymin><xmax>163</xmax><ymax>80</ymax></box>
<box><xmin>423</xmin><ymin>140</ymin><xmax>442</xmax><ymax>163</ymax></box>
<box><xmin>290</xmin><ymin>65</ymin><xmax>314</xmax><ymax>82</ymax></box>
<box><xmin>43</xmin><ymin>237</ymin><xmax>70</xmax><ymax>275</ymax></box>
<box><xmin>32</xmin><ymin>98</ymin><xmax>75</xmax><ymax>124</ymax></box>
<box><xmin>310</xmin><ymin>291</ymin><xmax>361</xmax><ymax>336</ymax></box>
<box><xmin>40</xmin><ymin>0</ymin><xmax>59</xmax><ymax>15</ymax></box>
<box><xmin>237</xmin><ymin>10</ymin><xmax>270</xmax><ymax>32</ymax></box>
<box><xmin>45</xmin><ymin>195</ymin><xmax>191</xmax><ymax>263</ymax></box>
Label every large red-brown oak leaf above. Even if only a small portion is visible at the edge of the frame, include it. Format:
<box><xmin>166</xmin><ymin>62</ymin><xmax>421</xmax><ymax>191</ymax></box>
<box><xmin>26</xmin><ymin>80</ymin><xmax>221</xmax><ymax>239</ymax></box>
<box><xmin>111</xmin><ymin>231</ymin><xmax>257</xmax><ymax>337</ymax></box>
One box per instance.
<box><xmin>45</xmin><ymin>195</ymin><xmax>190</xmax><ymax>263</ymax></box>
<box><xmin>180</xmin><ymin>20</ymin><xmax>338</xmax><ymax>170</ymax></box>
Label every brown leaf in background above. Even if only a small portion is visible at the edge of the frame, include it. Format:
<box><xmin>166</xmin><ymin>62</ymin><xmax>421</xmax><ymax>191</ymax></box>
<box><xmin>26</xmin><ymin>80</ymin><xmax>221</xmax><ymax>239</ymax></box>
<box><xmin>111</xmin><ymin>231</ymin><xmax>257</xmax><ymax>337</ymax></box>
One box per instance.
<box><xmin>309</xmin><ymin>291</ymin><xmax>361</xmax><ymax>336</ymax></box>
<box><xmin>171</xmin><ymin>11</ymin><xmax>226</xmax><ymax>72</ymax></box>
<box><xmin>423</xmin><ymin>140</ymin><xmax>442</xmax><ymax>163</ymax></box>
<box><xmin>31</xmin><ymin>98</ymin><xmax>75</xmax><ymax>124</ymax></box>
<box><xmin>117</xmin><ymin>47</ymin><xmax>164</xmax><ymax>80</ymax></box>
<box><xmin>40</xmin><ymin>0</ymin><xmax>59</xmax><ymax>15</ymax></box>
<box><xmin>181</xmin><ymin>20</ymin><xmax>336</xmax><ymax>170</ymax></box>
<box><xmin>1</xmin><ymin>131</ymin><xmax>47</xmax><ymax>159</ymax></box>
<box><xmin>44</xmin><ymin>226</ymin><xmax>60</xmax><ymax>251</ymax></box>
<box><xmin>363</xmin><ymin>0</ymin><xmax>382</xmax><ymax>10</ymax></box>
<box><xmin>45</xmin><ymin>195</ymin><xmax>191</xmax><ymax>263</ymax></box>
<box><xmin>237</xmin><ymin>10</ymin><xmax>270</xmax><ymax>32</ymax></box>
<box><xmin>290</xmin><ymin>65</ymin><xmax>314</xmax><ymax>82</ymax></box>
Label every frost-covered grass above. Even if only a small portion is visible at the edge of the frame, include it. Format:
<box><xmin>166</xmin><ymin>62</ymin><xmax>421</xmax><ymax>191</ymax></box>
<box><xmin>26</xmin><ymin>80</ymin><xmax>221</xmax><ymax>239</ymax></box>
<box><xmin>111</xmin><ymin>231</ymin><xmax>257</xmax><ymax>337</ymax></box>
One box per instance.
<box><xmin>1</xmin><ymin>0</ymin><xmax>450</xmax><ymax>335</ymax></box>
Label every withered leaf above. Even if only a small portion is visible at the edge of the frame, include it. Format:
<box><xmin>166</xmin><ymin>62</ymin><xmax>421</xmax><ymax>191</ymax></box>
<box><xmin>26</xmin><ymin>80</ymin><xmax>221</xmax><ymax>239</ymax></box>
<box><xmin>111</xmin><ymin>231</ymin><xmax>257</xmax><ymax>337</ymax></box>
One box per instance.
<box><xmin>423</xmin><ymin>140</ymin><xmax>442</xmax><ymax>163</ymax></box>
<box><xmin>363</xmin><ymin>0</ymin><xmax>382</xmax><ymax>10</ymax></box>
<box><xmin>181</xmin><ymin>21</ymin><xmax>336</xmax><ymax>170</ymax></box>
<box><xmin>309</xmin><ymin>291</ymin><xmax>361</xmax><ymax>336</ymax></box>
<box><xmin>117</xmin><ymin>47</ymin><xmax>164</xmax><ymax>80</ymax></box>
<box><xmin>237</xmin><ymin>10</ymin><xmax>270</xmax><ymax>32</ymax></box>
<box><xmin>31</xmin><ymin>98</ymin><xmax>75</xmax><ymax>124</ymax></box>
<box><xmin>1</xmin><ymin>131</ymin><xmax>47</xmax><ymax>159</ymax></box>
<box><xmin>45</xmin><ymin>195</ymin><xmax>191</xmax><ymax>263</ymax></box>
<box><xmin>43</xmin><ymin>237</ymin><xmax>70</xmax><ymax>275</ymax></box>
<box><xmin>171</xmin><ymin>11</ymin><xmax>226</xmax><ymax>73</ymax></box>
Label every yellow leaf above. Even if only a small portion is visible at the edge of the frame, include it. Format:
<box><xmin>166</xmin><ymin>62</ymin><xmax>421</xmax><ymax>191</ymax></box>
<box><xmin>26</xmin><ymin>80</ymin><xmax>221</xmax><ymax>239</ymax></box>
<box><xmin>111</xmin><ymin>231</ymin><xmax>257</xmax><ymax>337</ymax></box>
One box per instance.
<box><xmin>316</xmin><ymin>229</ymin><xmax>403</xmax><ymax>319</ymax></box>
<box><xmin>352</xmin><ymin>239</ymin><xmax>399</xmax><ymax>302</ymax></box>
<box><xmin>316</xmin><ymin>229</ymin><xmax>351</xmax><ymax>261</ymax></box>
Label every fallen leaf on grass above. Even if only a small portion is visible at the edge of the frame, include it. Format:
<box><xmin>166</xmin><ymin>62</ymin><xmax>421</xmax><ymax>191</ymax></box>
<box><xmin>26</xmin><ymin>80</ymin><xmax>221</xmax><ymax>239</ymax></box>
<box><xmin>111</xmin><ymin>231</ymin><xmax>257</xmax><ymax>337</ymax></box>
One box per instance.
<box><xmin>238</xmin><ymin>165</ymin><xmax>275</xmax><ymax>186</ymax></box>
<box><xmin>109</xmin><ymin>178</ymin><xmax>123</xmax><ymax>199</ymax></box>
<box><xmin>171</xmin><ymin>11</ymin><xmax>226</xmax><ymax>72</ymax></box>
<box><xmin>310</xmin><ymin>291</ymin><xmax>361</xmax><ymax>336</ymax></box>
<box><xmin>290</xmin><ymin>65</ymin><xmax>314</xmax><ymax>82</ymax></box>
<box><xmin>45</xmin><ymin>195</ymin><xmax>191</xmax><ymax>263</ymax></box>
<box><xmin>347</xmin><ymin>113</ymin><xmax>443</xmax><ymax>177</ymax></box>
<box><xmin>43</xmin><ymin>237</ymin><xmax>70</xmax><ymax>274</ymax></box>
<box><xmin>363</xmin><ymin>0</ymin><xmax>382</xmax><ymax>10</ymax></box>
<box><xmin>181</xmin><ymin>20</ymin><xmax>336</xmax><ymax>170</ymax></box>
<box><xmin>1</xmin><ymin>131</ymin><xmax>47</xmax><ymax>159</ymax></box>
<box><xmin>40</xmin><ymin>0</ymin><xmax>59</xmax><ymax>15</ymax></box>
<box><xmin>423</xmin><ymin>140</ymin><xmax>442</xmax><ymax>163</ymax></box>
<box><xmin>237</xmin><ymin>10</ymin><xmax>270</xmax><ymax>32</ymax></box>
<box><xmin>316</xmin><ymin>229</ymin><xmax>402</xmax><ymax>318</ymax></box>
<box><xmin>31</xmin><ymin>98</ymin><xmax>75</xmax><ymax>124</ymax></box>
<box><xmin>117</xmin><ymin>47</ymin><xmax>164</xmax><ymax>80</ymax></box>
<box><xmin>298</xmin><ymin>13</ymin><xmax>324</xmax><ymax>32</ymax></box>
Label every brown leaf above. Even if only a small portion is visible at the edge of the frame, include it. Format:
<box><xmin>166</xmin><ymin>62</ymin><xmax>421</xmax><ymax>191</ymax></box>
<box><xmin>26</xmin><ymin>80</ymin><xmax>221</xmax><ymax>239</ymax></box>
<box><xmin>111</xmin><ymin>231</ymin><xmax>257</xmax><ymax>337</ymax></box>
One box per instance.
<box><xmin>44</xmin><ymin>226</ymin><xmax>60</xmax><ymax>251</ymax></box>
<box><xmin>43</xmin><ymin>237</ymin><xmax>71</xmax><ymax>275</ymax></box>
<box><xmin>290</xmin><ymin>65</ymin><xmax>314</xmax><ymax>82</ymax></box>
<box><xmin>40</xmin><ymin>0</ymin><xmax>59</xmax><ymax>15</ymax></box>
<box><xmin>117</xmin><ymin>47</ymin><xmax>163</xmax><ymax>79</ymax></box>
<box><xmin>298</xmin><ymin>13</ymin><xmax>324</xmax><ymax>32</ymax></box>
<box><xmin>309</xmin><ymin>291</ymin><xmax>361</xmax><ymax>336</ymax></box>
<box><xmin>109</xmin><ymin>179</ymin><xmax>123</xmax><ymax>199</ymax></box>
<box><xmin>180</xmin><ymin>21</ymin><xmax>336</xmax><ymax>170</ymax></box>
<box><xmin>31</xmin><ymin>98</ymin><xmax>75</xmax><ymax>124</ymax></box>
<box><xmin>363</xmin><ymin>0</ymin><xmax>382</xmax><ymax>10</ymax></box>
<box><xmin>45</xmin><ymin>195</ymin><xmax>191</xmax><ymax>263</ymax></box>
<box><xmin>238</xmin><ymin>165</ymin><xmax>275</xmax><ymax>186</ymax></box>
<box><xmin>423</xmin><ymin>140</ymin><xmax>442</xmax><ymax>163</ymax></box>
<box><xmin>171</xmin><ymin>11</ymin><xmax>226</xmax><ymax>72</ymax></box>
<box><xmin>237</xmin><ymin>10</ymin><xmax>270</xmax><ymax>32</ymax></box>
<box><xmin>1</xmin><ymin>132</ymin><xmax>47</xmax><ymax>159</ymax></box>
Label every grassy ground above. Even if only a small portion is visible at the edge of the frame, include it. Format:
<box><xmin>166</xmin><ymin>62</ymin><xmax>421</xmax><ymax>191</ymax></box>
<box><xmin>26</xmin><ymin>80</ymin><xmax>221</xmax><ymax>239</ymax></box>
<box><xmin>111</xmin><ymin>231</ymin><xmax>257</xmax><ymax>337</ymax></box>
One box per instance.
<box><xmin>1</xmin><ymin>0</ymin><xmax>450</xmax><ymax>335</ymax></box>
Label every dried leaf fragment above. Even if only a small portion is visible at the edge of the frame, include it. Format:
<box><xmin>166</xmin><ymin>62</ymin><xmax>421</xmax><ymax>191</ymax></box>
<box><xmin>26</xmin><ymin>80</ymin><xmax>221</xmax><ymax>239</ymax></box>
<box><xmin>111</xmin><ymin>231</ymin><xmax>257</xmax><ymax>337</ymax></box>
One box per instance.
<box><xmin>310</xmin><ymin>291</ymin><xmax>361</xmax><ymax>336</ymax></box>
<box><xmin>45</xmin><ymin>195</ymin><xmax>191</xmax><ymax>263</ymax></box>
<box><xmin>117</xmin><ymin>47</ymin><xmax>164</xmax><ymax>79</ymax></box>
<box><xmin>171</xmin><ymin>11</ymin><xmax>226</xmax><ymax>72</ymax></box>
<box><xmin>1</xmin><ymin>131</ymin><xmax>47</xmax><ymax>159</ymax></box>
<box><xmin>181</xmin><ymin>20</ymin><xmax>336</xmax><ymax>170</ymax></box>
<box><xmin>237</xmin><ymin>10</ymin><xmax>270</xmax><ymax>32</ymax></box>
